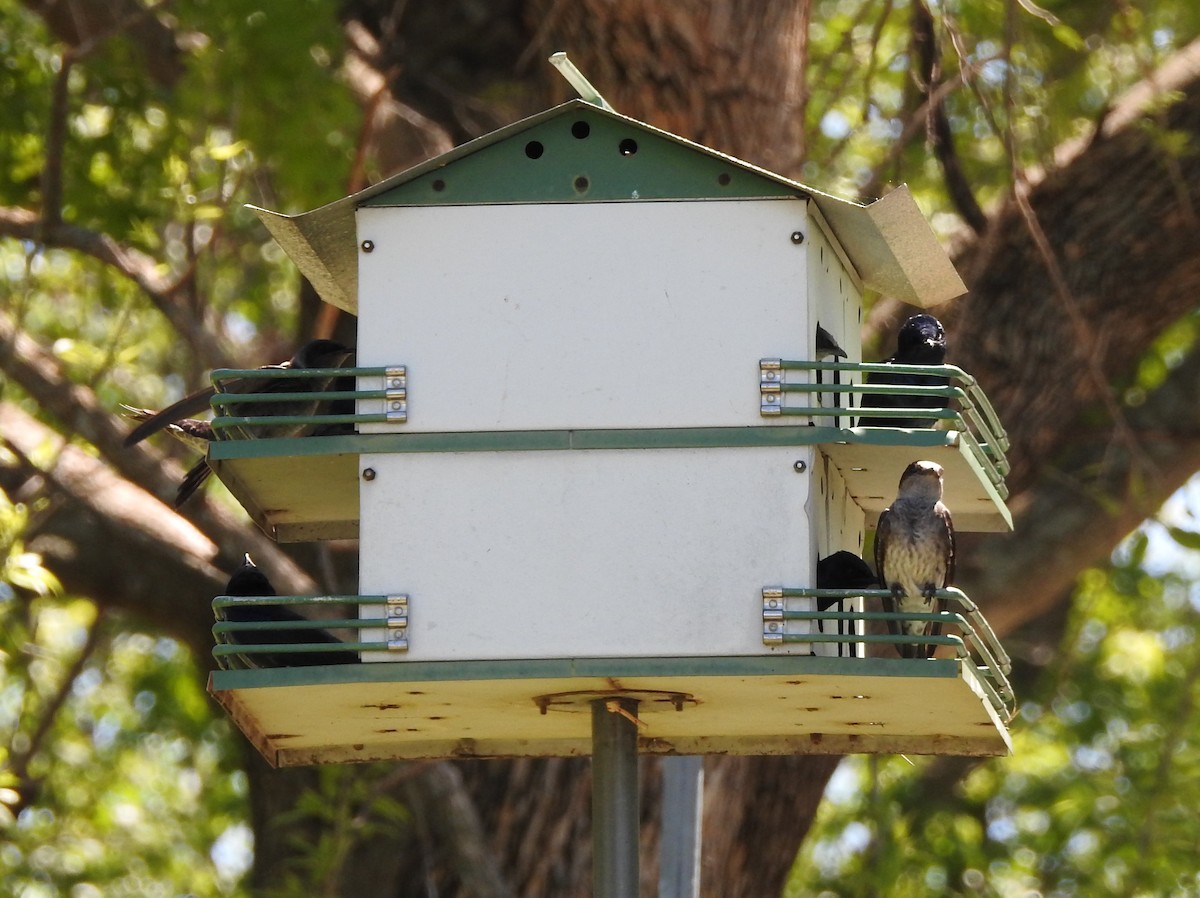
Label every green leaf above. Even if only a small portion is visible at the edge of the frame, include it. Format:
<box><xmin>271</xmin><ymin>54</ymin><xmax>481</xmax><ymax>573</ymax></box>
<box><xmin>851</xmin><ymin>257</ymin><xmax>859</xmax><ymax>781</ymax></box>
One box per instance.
<box><xmin>1165</xmin><ymin>526</ymin><xmax>1200</xmax><ymax>551</ymax></box>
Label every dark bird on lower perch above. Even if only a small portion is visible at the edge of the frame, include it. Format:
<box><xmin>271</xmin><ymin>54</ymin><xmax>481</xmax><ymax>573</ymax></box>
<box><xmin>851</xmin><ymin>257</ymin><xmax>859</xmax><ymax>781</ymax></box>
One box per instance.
<box><xmin>221</xmin><ymin>554</ymin><xmax>355</xmax><ymax>667</ymax></box>
<box><xmin>815</xmin><ymin>550</ymin><xmax>877</xmax><ymax>610</ymax></box>
<box><xmin>874</xmin><ymin>460</ymin><xmax>955</xmax><ymax>659</ymax></box>
<box><xmin>857</xmin><ymin>313</ymin><xmax>948</xmax><ymax>428</ymax></box>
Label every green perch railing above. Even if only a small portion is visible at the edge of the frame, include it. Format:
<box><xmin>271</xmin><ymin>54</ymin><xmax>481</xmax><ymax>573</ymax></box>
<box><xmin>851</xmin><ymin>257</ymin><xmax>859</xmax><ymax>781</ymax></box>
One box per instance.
<box><xmin>212</xmin><ymin>594</ymin><xmax>407</xmax><ymax>670</ymax></box>
<box><xmin>760</xmin><ymin>360</ymin><xmax>1010</xmax><ymax>498</ymax></box>
<box><xmin>212</xmin><ymin>587</ymin><xmax>1015</xmax><ymax>723</ymax></box>
<box><xmin>762</xmin><ymin>585</ymin><xmax>1015</xmax><ymax>722</ymax></box>
<box><xmin>208</xmin><ymin>365</ymin><xmax>406</xmax><ymax>439</ymax></box>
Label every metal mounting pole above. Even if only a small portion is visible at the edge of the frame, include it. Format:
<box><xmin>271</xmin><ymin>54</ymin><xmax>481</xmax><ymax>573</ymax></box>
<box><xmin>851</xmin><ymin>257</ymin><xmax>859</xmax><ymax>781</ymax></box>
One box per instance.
<box><xmin>659</xmin><ymin>755</ymin><xmax>703</xmax><ymax>898</ymax></box>
<box><xmin>592</xmin><ymin>698</ymin><xmax>640</xmax><ymax>898</ymax></box>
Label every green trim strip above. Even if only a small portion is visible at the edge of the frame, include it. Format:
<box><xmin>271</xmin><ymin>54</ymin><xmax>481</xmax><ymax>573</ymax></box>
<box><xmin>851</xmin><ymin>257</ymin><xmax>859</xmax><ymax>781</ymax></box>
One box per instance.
<box><xmin>206</xmin><ymin>424</ymin><xmax>960</xmax><ymax>462</ymax></box>
<box><xmin>209</xmin><ymin>653</ymin><xmax>964</xmax><ymax>691</ymax></box>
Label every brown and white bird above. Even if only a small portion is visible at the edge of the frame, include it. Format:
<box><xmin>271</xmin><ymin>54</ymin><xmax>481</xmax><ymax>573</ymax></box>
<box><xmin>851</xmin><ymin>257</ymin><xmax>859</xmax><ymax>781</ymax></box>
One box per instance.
<box><xmin>874</xmin><ymin>460</ymin><xmax>955</xmax><ymax>659</ymax></box>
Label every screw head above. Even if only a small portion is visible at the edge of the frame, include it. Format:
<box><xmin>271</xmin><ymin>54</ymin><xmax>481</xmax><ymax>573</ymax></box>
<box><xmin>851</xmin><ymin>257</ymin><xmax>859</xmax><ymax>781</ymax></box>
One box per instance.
<box><xmin>793</xmin><ymin>460</ymin><xmax>807</xmax><ymax>474</ymax></box>
<box><xmin>790</xmin><ymin>231</ymin><xmax>805</xmax><ymax>245</ymax></box>
<box><xmin>362</xmin><ymin>467</ymin><xmax>377</xmax><ymax>481</ymax></box>
<box><xmin>361</xmin><ymin>240</ymin><xmax>375</xmax><ymax>253</ymax></box>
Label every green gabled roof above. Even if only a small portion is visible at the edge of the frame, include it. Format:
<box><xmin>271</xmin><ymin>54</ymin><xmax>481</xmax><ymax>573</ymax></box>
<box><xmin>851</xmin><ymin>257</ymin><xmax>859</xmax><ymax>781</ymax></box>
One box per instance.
<box><xmin>250</xmin><ymin>99</ymin><xmax>965</xmax><ymax>314</ymax></box>
<box><xmin>361</xmin><ymin>104</ymin><xmax>795</xmax><ymax>206</ymax></box>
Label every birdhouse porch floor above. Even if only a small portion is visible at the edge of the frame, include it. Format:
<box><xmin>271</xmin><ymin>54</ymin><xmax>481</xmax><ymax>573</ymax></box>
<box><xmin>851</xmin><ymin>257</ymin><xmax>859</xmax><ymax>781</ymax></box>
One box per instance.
<box><xmin>209</xmin><ymin>654</ymin><xmax>1012</xmax><ymax>767</ymax></box>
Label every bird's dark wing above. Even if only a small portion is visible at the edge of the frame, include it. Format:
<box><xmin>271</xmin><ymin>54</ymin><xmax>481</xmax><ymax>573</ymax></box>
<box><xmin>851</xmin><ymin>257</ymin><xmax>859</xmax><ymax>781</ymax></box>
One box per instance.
<box><xmin>122</xmin><ymin>405</ymin><xmax>214</xmax><ymax>454</ymax></box>
<box><xmin>175</xmin><ymin>458</ymin><xmax>212</xmax><ymax>507</ymax></box>
<box><xmin>815</xmin><ymin>550</ymin><xmax>877</xmax><ymax>612</ymax></box>
<box><xmin>123</xmin><ymin>388</ymin><xmax>218</xmax><ymax>446</ymax></box>
<box><xmin>874</xmin><ymin>510</ymin><xmax>902</xmax><ymax>638</ymax></box>
<box><xmin>873</xmin><ymin>511</ymin><xmax>890</xmax><ymax>590</ymax></box>
<box><xmin>816</xmin><ymin>550</ymin><xmax>877</xmax><ymax>589</ymax></box>
<box><xmin>124</xmin><ymin>339</ymin><xmax>351</xmax><ymax>448</ymax></box>
<box><xmin>938</xmin><ymin>502</ymin><xmax>956</xmax><ymax>587</ymax></box>
<box><xmin>920</xmin><ymin>503</ymin><xmax>954</xmax><ymax>660</ymax></box>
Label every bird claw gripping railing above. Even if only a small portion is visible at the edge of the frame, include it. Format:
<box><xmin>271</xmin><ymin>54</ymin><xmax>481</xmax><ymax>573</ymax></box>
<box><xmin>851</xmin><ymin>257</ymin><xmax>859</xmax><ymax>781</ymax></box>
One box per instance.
<box><xmin>762</xmin><ymin>585</ymin><xmax>1016</xmax><ymax>722</ymax></box>
<box><xmin>208</xmin><ymin>364</ymin><xmax>406</xmax><ymax>440</ymax></box>
<box><xmin>759</xmin><ymin>360</ymin><xmax>1010</xmax><ymax>499</ymax></box>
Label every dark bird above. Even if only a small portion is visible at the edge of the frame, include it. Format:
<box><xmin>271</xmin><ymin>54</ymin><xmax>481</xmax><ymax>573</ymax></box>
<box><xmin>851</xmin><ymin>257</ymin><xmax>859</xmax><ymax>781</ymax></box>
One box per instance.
<box><xmin>857</xmin><ymin>313</ymin><xmax>948</xmax><ymax>428</ymax></box>
<box><xmin>874</xmin><ymin>460</ymin><xmax>955</xmax><ymax>659</ymax></box>
<box><xmin>815</xmin><ymin>323</ymin><xmax>850</xmax><ymax>425</ymax></box>
<box><xmin>122</xmin><ymin>406</ymin><xmax>214</xmax><ymax>507</ymax></box>
<box><xmin>815</xmin><ymin>323</ymin><xmax>848</xmax><ymax>360</ymax></box>
<box><xmin>816</xmin><ymin>550</ymin><xmax>877</xmax><ymax>608</ymax></box>
<box><xmin>124</xmin><ymin>338</ymin><xmax>353</xmax><ymax>447</ymax></box>
<box><xmin>220</xmin><ymin>554</ymin><xmax>354</xmax><ymax>667</ymax></box>
<box><xmin>816</xmin><ymin>550</ymin><xmax>878</xmax><ymax>657</ymax></box>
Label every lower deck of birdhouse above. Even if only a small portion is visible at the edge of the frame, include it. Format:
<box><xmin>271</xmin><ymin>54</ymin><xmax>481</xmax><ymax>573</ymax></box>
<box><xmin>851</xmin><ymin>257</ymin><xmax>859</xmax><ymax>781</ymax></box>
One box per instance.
<box><xmin>209</xmin><ymin>654</ymin><xmax>1012</xmax><ymax>767</ymax></box>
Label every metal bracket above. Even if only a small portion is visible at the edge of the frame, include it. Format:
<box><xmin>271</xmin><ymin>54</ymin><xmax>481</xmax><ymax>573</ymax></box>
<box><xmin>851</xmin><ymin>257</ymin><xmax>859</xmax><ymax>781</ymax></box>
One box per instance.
<box><xmin>759</xmin><ymin>359</ymin><xmax>782</xmax><ymax>416</ymax></box>
<box><xmin>761</xmin><ymin>586</ymin><xmax>784</xmax><ymax>644</ymax></box>
<box><xmin>386</xmin><ymin>594</ymin><xmax>409</xmax><ymax>651</ymax></box>
<box><xmin>385</xmin><ymin>366</ymin><xmax>407</xmax><ymax>423</ymax></box>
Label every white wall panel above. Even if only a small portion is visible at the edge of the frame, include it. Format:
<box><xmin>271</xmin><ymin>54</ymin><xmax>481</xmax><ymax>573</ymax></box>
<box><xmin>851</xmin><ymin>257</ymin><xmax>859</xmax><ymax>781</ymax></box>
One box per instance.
<box><xmin>359</xmin><ymin>446</ymin><xmax>815</xmax><ymax>660</ymax></box>
<box><xmin>356</xmin><ymin>199</ymin><xmax>810</xmax><ymax>432</ymax></box>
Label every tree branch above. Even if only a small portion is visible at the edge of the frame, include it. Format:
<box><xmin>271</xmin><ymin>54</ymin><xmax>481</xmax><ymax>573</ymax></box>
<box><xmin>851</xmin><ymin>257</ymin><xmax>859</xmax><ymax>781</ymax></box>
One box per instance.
<box><xmin>0</xmin><ymin>311</ymin><xmax>317</xmax><ymax>597</ymax></box>
<box><xmin>0</xmin><ymin>207</ymin><xmax>228</xmax><ymax>368</ymax></box>
<box><xmin>911</xmin><ymin>0</ymin><xmax>987</xmax><ymax>233</ymax></box>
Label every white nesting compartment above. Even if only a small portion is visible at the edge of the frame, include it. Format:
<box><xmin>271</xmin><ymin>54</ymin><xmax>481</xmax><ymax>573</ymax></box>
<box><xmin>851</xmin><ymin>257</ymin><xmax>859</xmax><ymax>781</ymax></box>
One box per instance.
<box><xmin>355</xmin><ymin>198</ymin><xmax>811</xmax><ymax>433</ymax></box>
<box><xmin>358</xmin><ymin>445</ymin><xmax>815</xmax><ymax>660</ymax></box>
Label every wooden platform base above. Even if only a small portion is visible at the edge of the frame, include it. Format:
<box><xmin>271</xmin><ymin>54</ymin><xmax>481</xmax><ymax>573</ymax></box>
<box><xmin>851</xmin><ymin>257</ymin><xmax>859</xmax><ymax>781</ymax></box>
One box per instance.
<box><xmin>209</xmin><ymin>655</ymin><xmax>1012</xmax><ymax>767</ymax></box>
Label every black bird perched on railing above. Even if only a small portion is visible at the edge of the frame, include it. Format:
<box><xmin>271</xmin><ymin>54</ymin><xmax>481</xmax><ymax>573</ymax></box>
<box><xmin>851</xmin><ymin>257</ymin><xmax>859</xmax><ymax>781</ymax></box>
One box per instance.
<box><xmin>815</xmin><ymin>549</ymin><xmax>878</xmax><ymax>657</ymax></box>
<box><xmin>874</xmin><ymin>460</ymin><xmax>955</xmax><ymax>659</ymax></box>
<box><xmin>815</xmin><ymin>550</ymin><xmax>876</xmax><ymax>609</ymax></box>
<box><xmin>221</xmin><ymin>554</ymin><xmax>355</xmax><ymax>667</ymax></box>
<box><xmin>814</xmin><ymin>323</ymin><xmax>850</xmax><ymax>425</ymax></box>
<box><xmin>857</xmin><ymin>313</ymin><xmax>948</xmax><ymax>428</ymax></box>
<box><xmin>123</xmin><ymin>338</ymin><xmax>353</xmax><ymax>447</ymax></box>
